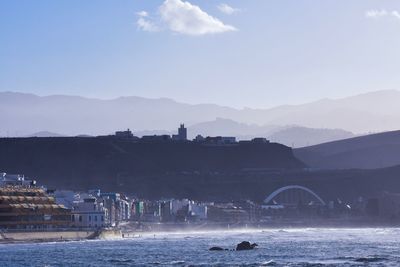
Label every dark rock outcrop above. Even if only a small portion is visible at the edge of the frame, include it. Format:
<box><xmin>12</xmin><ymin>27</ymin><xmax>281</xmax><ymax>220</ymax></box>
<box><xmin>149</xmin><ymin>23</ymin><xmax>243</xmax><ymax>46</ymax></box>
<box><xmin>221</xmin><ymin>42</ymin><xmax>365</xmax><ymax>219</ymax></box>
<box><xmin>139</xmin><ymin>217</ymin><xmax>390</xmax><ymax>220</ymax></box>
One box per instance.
<box><xmin>209</xmin><ymin>247</ymin><xmax>226</xmax><ymax>251</ymax></box>
<box><xmin>236</xmin><ymin>241</ymin><xmax>258</xmax><ymax>251</ymax></box>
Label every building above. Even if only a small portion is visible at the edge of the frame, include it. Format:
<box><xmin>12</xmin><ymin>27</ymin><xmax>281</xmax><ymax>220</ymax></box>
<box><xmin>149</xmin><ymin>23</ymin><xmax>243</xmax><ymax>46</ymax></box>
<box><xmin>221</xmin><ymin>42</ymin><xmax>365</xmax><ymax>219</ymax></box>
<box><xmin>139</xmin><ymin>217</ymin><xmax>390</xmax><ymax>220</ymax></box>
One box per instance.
<box><xmin>207</xmin><ymin>204</ymin><xmax>249</xmax><ymax>222</ymax></box>
<box><xmin>131</xmin><ymin>200</ymin><xmax>143</xmax><ymax>220</ymax></box>
<box><xmin>71</xmin><ymin>197</ymin><xmax>108</xmax><ymax>228</ymax></box>
<box><xmin>99</xmin><ymin>192</ymin><xmax>131</xmax><ymax>225</ymax></box>
<box><xmin>170</xmin><ymin>199</ymin><xmax>189</xmax><ymax>215</ymax></box>
<box><xmin>0</xmin><ymin>186</ymin><xmax>71</xmax><ymax>230</ymax></box>
<box><xmin>141</xmin><ymin>135</ymin><xmax>171</xmax><ymax>142</ymax></box>
<box><xmin>188</xmin><ymin>201</ymin><xmax>207</xmax><ymax>221</ymax></box>
<box><xmin>0</xmin><ymin>172</ymin><xmax>36</xmax><ymax>187</ymax></box>
<box><xmin>193</xmin><ymin>134</ymin><xmax>205</xmax><ymax>142</ymax></box>
<box><xmin>53</xmin><ymin>190</ymin><xmax>76</xmax><ymax>209</ymax></box>
<box><xmin>251</xmin><ymin>137</ymin><xmax>270</xmax><ymax>144</ymax></box>
<box><xmin>132</xmin><ymin>200</ymin><xmax>160</xmax><ymax>222</ymax></box>
<box><xmin>115</xmin><ymin>129</ymin><xmax>134</xmax><ymax>138</ymax></box>
<box><xmin>204</xmin><ymin>136</ymin><xmax>237</xmax><ymax>145</ymax></box>
<box><xmin>159</xmin><ymin>200</ymin><xmax>172</xmax><ymax>222</ymax></box>
<box><xmin>365</xmin><ymin>192</ymin><xmax>400</xmax><ymax>220</ymax></box>
<box><xmin>172</xmin><ymin>124</ymin><xmax>187</xmax><ymax>141</ymax></box>
<box><xmin>170</xmin><ymin>199</ymin><xmax>190</xmax><ymax>222</ymax></box>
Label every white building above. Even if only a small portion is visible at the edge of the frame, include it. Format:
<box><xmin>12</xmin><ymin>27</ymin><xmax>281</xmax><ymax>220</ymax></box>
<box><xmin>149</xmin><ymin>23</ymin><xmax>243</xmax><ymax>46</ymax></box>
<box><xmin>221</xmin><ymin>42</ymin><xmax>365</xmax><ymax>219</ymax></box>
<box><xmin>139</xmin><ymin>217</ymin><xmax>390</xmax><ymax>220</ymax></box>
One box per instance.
<box><xmin>99</xmin><ymin>192</ymin><xmax>131</xmax><ymax>226</ymax></box>
<box><xmin>71</xmin><ymin>197</ymin><xmax>108</xmax><ymax>228</ymax></box>
<box><xmin>0</xmin><ymin>172</ymin><xmax>36</xmax><ymax>187</ymax></box>
<box><xmin>188</xmin><ymin>201</ymin><xmax>207</xmax><ymax>220</ymax></box>
<box><xmin>170</xmin><ymin>199</ymin><xmax>190</xmax><ymax>215</ymax></box>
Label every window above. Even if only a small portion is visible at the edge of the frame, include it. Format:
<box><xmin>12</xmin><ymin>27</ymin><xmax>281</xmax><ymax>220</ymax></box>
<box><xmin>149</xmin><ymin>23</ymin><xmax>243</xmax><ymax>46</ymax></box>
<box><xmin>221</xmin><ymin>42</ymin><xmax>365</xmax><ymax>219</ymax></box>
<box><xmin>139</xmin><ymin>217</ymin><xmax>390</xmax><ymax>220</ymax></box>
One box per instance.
<box><xmin>79</xmin><ymin>216</ymin><xmax>82</xmax><ymax>222</ymax></box>
<box><xmin>95</xmin><ymin>216</ymin><xmax>98</xmax><ymax>222</ymax></box>
<box><xmin>89</xmin><ymin>215</ymin><xmax>91</xmax><ymax>221</ymax></box>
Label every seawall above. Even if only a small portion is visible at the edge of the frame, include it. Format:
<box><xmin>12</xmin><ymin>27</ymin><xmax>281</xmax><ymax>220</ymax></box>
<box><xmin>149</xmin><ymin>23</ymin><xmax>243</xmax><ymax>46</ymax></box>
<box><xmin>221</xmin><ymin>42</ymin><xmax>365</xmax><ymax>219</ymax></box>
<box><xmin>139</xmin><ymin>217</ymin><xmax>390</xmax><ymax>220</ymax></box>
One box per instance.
<box><xmin>0</xmin><ymin>229</ymin><xmax>122</xmax><ymax>243</ymax></box>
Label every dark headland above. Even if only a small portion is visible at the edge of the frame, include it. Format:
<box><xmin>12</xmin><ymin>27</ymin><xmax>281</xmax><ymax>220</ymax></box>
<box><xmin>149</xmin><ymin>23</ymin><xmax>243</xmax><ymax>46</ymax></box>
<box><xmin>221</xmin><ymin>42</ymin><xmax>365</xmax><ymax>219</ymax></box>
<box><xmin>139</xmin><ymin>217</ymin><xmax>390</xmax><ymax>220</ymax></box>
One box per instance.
<box><xmin>1</xmin><ymin>135</ymin><xmax>400</xmax><ymax>203</ymax></box>
<box><xmin>0</xmin><ymin>136</ymin><xmax>303</xmax><ymax>200</ymax></box>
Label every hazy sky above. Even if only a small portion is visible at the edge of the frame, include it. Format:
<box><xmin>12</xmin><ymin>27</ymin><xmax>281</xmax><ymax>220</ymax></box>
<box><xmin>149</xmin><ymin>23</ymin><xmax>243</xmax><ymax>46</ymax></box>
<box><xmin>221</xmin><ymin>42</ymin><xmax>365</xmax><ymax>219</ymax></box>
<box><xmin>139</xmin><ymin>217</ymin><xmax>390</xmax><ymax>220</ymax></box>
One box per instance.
<box><xmin>1</xmin><ymin>0</ymin><xmax>400</xmax><ymax>108</ymax></box>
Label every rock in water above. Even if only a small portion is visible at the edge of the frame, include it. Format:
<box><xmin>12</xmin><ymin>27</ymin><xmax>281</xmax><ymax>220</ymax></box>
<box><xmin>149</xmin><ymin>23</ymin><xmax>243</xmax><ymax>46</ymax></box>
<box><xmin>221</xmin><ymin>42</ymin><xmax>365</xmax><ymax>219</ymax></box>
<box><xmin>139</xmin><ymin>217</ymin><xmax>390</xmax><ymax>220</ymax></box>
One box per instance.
<box><xmin>236</xmin><ymin>241</ymin><xmax>258</xmax><ymax>251</ymax></box>
<box><xmin>209</xmin><ymin>247</ymin><xmax>225</xmax><ymax>251</ymax></box>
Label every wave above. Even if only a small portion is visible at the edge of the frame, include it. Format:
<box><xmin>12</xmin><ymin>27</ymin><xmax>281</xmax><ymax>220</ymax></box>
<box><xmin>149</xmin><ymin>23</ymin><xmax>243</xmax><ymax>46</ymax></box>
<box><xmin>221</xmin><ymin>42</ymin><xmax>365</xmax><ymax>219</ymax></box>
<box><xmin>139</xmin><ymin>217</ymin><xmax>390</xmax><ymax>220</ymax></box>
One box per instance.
<box><xmin>108</xmin><ymin>258</ymin><xmax>135</xmax><ymax>264</ymax></box>
<box><xmin>354</xmin><ymin>257</ymin><xmax>387</xmax><ymax>263</ymax></box>
<box><xmin>335</xmin><ymin>256</ymin><xmax>388</xmax><ymax>263</ymax></box>
<box><xmin>164</xmin><ymin>260</ymin><xmax>186</xmax><ymax>265</ymax></box>
<box><xmin>260</xmin><ymin>260</ymin><xmax>277</xmax><ymax>266</ymax></box>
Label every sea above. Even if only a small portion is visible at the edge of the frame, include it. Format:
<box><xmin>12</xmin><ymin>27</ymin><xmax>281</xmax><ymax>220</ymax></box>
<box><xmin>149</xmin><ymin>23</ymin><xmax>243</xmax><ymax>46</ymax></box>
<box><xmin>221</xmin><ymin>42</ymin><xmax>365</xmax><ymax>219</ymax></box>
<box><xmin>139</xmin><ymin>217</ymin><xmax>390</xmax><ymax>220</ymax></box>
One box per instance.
<box><xmin>0</xmin><ymin>228</ymin><xmax>399</xmax><ymax>266</ymax></box>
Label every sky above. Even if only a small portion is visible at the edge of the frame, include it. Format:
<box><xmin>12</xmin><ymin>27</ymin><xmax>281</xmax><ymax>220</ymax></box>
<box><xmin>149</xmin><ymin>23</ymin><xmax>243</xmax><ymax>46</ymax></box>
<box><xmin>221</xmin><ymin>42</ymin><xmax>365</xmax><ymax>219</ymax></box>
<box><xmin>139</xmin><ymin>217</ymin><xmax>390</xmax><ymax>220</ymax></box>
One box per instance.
<box><xmin>1</xmin><ymin>0</ymin><xmax>400</xmax><ymax>108</ymax></box>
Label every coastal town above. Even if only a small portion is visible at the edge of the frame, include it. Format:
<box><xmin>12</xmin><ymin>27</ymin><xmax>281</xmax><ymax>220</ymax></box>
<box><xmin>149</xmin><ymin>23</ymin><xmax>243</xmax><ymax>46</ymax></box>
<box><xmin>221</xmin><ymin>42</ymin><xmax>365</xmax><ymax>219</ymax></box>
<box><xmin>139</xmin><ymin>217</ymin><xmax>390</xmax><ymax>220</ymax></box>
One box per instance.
<box><xmin>2</xmin><ymin>0</ymin><xmax>400</xmax><ymax>264</ymax></box>
<box><xmin>2</xmin><ymin>168</ymin><xmax>400</xmax><ymax>241</ymax></box>
<box><xmin>1</xmin><ymin>125</ymin><xmax>400</xmax><ymax>243</ymax></box>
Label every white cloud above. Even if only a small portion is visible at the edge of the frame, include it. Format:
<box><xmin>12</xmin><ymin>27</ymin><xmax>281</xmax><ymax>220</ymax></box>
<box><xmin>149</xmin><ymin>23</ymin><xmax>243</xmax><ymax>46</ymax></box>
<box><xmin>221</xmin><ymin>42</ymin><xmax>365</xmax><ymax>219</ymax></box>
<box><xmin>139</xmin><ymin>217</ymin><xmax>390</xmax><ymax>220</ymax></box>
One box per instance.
<box><xmin>159</xmin><ymin>0</ymin><xmax>237</xmax><ymax>35</ymax></box>
<box><xmin>217</xmin><ymin>3</ymin><xmax>240</xmax><ymax>15</ymax></box>
<box><xmin>365</xmin><ymin>9</ymin><xmax>388</xmax><ymax>18</ymax></box>
<box><xmin>392</xmin><ymin>10</ymin><xmax>400</xmax><ymax>20</ymax></box>
<box><xmin>365</xmin><ymin>9</ymin><xmax>400</xmax><ymax>20</ymax></box>
<box><xmin>137</xmin><ymin>18</ymin><xmax>159</xmax><ymax>32</ymax></box>
<box><xmin>136</xmin><ymin>11</ymin><xmax>149</xmax><ymax>17</ymax></box>
<box><xmin>136</xmin><ymin>11</ymin><xmax>159</xmax><ymax>32</ymax></box>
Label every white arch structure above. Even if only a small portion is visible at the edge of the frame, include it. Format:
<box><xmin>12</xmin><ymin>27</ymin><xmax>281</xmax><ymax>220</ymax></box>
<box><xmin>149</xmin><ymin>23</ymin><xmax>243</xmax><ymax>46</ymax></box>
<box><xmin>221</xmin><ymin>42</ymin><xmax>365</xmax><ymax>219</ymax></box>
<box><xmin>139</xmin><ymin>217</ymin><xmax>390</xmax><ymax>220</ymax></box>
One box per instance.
<box><xmin>264</xmin><ymin>185</ymin><xmax>326</xmax><ymax>206</ymax></box>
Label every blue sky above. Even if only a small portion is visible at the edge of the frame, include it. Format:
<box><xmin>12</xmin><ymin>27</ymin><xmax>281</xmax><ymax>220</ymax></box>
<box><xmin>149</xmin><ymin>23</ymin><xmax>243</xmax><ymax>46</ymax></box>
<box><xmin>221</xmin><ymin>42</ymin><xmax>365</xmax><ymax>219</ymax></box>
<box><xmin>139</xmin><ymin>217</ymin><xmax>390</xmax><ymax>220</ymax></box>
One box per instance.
<box><xmin>1</xmin><ymin>0</ymin><xmax>400</xmax><ymax>108</ymax></box>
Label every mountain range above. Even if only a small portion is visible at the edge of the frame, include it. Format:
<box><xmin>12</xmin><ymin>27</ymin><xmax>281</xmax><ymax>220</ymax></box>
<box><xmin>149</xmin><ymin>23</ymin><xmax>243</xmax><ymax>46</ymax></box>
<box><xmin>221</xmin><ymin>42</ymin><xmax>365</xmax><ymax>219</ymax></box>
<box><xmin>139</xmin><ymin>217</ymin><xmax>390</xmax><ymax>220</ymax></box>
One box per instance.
<box><xmin>1</xmin><ymin>90</ymin><xmax>400</xmax><ymax>145</ymax></box>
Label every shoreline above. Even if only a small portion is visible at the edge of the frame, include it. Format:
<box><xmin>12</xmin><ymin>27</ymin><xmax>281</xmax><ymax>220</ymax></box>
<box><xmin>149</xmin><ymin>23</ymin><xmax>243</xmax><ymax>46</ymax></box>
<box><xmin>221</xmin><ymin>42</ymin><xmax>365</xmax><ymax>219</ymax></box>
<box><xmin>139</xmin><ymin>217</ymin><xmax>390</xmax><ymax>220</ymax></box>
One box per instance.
<box><xmin>121</xmin><ymin>218</ymin><xmax>400</xmax><ymax>233</ymax></box>
<box><xmin>0</xmin><ymin>228</ymin><xmax>122</xmax><ymax>245</ymax></box>
<box><xmin>3</xmin><ymin>224</ymin><xmax>400</xmax><ymax>245</ymax></box>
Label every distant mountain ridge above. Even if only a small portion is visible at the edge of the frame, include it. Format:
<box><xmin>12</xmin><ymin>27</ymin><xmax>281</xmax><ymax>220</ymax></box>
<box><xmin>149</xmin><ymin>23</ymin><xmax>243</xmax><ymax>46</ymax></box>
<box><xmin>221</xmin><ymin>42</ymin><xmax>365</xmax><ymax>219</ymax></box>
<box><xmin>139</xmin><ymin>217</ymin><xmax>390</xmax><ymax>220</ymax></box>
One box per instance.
<box><xmin>26</xmin><ymin>131</ymin><xmax>66</xmax><ymax>137</ymax></box>
<box><xmin>1</xmin><ymin>90</ymin><xmax>400</xmax><ymax>137</ymax></box>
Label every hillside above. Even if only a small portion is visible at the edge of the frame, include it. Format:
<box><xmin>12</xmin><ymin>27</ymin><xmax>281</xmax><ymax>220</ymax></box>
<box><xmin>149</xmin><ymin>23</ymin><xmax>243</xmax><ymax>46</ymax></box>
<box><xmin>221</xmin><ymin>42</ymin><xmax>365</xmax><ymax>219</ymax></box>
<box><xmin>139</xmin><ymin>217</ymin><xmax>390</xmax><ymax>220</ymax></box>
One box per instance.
<box><xmin>294</xmin><ymin>130</ymin><xmax>400</xmax><ymax>169</ymax></box>
<box><xmin>268</xmin><ymin>126</ymin><xmax>354</xmax><ymax>148</ymax></box>
<box><xmin>2</xmin><ymin>137</ymin><xmax>400</xmax><ymax>202</ymax></box>
<box><xmin>0</xmin><ymin>137</ymin><xmax>304</xmax><ymax>192</ymax></box>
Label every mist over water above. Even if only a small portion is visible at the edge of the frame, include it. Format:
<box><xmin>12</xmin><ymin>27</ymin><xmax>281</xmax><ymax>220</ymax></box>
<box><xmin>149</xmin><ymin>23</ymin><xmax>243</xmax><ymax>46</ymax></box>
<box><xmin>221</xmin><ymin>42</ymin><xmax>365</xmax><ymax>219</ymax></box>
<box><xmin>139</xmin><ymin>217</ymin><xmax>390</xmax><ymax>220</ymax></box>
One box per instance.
<box><xmin>1</xmin><ymin>228</ymin><xmax>399</xmax><ymax>266</ymax></box>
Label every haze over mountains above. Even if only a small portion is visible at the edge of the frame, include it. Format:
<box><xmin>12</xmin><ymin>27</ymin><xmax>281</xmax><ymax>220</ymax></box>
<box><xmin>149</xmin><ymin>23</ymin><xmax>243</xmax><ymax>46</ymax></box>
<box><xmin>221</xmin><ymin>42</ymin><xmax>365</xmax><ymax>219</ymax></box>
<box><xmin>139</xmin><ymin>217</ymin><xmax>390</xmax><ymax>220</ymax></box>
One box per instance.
<box><xmin>1</xmin><ymin>90</ymin><xmax>399</xmax><ymax>146</ymax></box>
<box><xmin>2</xmin><ymin>91</ymin><xmax>400</xmax><ymax>198</ymax></box>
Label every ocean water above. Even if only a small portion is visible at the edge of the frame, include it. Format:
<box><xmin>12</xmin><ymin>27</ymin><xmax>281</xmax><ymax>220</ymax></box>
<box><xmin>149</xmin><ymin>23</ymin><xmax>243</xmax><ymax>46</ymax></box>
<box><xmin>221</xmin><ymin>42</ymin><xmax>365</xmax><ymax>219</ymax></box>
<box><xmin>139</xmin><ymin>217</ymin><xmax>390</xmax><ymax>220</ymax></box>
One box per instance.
<box><xmin>1</xmin><ymin>228</ymin><xmax>399</xmax><ymax>266</ymax></box>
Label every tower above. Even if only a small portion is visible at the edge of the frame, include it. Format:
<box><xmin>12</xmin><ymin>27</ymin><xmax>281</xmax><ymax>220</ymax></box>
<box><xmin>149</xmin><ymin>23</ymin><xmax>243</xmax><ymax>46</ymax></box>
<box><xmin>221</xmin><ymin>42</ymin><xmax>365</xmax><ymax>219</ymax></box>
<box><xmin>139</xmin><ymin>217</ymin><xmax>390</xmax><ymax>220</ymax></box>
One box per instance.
<box><xmin>178</xmin><ymin>124</ymin><xmax>187</xmax><ymax>141</ymax></box>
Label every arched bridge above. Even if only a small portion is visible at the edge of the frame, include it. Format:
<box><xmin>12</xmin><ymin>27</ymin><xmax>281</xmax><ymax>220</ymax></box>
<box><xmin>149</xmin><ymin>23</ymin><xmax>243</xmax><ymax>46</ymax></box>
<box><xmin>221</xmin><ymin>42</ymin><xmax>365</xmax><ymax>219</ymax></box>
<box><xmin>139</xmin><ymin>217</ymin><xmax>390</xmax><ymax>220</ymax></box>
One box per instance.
<box><xmin>264</xmin><ymin>185</ymin><xmax>326</xmax><ymax>206</ymax></box>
